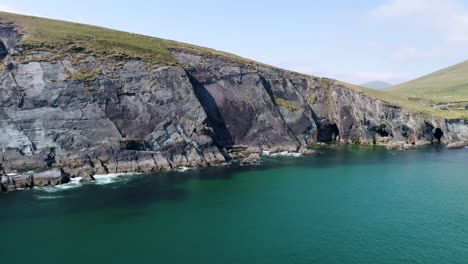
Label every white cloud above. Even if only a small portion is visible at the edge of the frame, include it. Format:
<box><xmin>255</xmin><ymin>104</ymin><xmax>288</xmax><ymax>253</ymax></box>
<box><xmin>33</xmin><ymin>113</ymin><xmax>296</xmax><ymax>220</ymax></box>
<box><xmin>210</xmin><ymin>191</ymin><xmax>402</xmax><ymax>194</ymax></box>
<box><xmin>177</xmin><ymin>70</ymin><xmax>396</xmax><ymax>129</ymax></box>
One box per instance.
<box><xmin>371</xmin><ymin>0</ymin><xmax>468</xmax><ymax>45</ymax></box>
<box><xmin>370</xmin><ymin>0</ymin><xmax>468</xmax><ymax>64</ymax></box>
<box><xmin>392</xmin><ymin>47</ymin><xmax>444</xmax><ymax>61</ymax></box>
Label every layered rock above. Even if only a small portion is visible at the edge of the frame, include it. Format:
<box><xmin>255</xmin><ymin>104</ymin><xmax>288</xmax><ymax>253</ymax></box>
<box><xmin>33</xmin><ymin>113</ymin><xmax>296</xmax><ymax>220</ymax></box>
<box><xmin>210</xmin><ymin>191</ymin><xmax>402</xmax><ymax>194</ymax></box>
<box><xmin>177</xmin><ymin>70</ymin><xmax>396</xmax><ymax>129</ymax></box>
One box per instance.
<box><xmin>0</xmin><ymin>22</ymin><xmax>467</xmax><ymax>191</ymax></box>
<box><xmin>0</xmin><ymin>168</ymin><xmax>69</xmax><ymax>191</ymax></box>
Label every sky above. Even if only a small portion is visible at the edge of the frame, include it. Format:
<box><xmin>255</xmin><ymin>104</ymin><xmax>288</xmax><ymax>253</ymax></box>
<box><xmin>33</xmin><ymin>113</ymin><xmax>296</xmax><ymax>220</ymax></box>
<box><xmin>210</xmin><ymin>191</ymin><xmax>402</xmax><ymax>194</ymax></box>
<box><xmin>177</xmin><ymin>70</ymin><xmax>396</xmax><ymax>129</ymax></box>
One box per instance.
<box><xmin>1</xmin><ymin>0</ymin><xmax>468</xmax><ymax>85</ymax></box>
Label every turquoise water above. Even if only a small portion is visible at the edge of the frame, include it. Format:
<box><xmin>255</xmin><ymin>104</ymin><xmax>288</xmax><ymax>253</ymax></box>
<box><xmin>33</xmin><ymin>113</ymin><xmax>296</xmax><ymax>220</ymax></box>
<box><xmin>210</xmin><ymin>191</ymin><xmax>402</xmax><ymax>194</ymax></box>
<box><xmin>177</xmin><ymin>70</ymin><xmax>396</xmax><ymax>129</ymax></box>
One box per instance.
<box><xmin>1</xmin><ymin>146</ymin><xmax>468</xmax><ymax>264</ymax></box>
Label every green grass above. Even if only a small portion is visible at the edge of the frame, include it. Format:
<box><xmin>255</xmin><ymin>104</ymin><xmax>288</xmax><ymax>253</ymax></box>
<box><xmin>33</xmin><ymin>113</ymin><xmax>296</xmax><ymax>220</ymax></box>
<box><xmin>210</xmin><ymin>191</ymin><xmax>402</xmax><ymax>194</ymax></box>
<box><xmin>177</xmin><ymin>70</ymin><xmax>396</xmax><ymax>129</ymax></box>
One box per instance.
<box><xmin>336</xmin><ymin>81</ymin><xmax>468</xmax><ymax>119</ymax></box>
<box><xmin>0</xmin><ymin>11</ymin><xmax>254</xmax><ymax>65</ymax></box>
<box><xmin>383</xmin><ymin>60</ymin><xmax>468</xmax><ymax>118</ymax></box>
<box><xmin>274</xmin><ymin>98</ymin><xmax>300</xmax><ymax>111</ymax></box>
<box><xmin>307</xmin><ymin>94</ymin><xmax>318</xmax><ymax>104</ymax></box>
<box><xmin>387</xmin><ymin>60</ymin><xmax>468</xmax><ymax>103</ymax></box>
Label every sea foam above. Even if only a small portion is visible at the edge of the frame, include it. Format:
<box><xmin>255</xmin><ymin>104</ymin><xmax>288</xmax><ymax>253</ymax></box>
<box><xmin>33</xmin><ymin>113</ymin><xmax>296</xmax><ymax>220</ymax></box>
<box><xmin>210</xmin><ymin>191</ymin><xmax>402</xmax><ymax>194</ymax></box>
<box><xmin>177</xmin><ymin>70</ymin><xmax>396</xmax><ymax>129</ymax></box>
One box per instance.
<box><xmin>93</xmin><ymin>172</ymin><xmax>141</xmax><ymax>185</ymax></box>
<box><xmin>262</xmin><ymin>151</ymin><xmax>302</xmax><ymax>157</ymax></box>
<box><xmin>39</xmin><ymin>177</ymin><xmax>83</xmax><ymax>193</ymax></box>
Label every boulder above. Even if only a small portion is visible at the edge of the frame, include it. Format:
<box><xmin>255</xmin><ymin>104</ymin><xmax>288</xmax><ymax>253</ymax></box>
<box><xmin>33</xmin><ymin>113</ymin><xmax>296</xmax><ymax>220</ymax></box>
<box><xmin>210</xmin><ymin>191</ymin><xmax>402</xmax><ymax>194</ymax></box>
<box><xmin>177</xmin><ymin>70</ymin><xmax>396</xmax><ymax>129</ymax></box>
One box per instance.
<box><xmin>32</xmin><ymin>168</ymin><xmax>71</xmax><ymax>187</ymax></box>
<box><xmin>386</xmin><ymin>141</ymin><xmax>416</xmax><ymax>151</ymax></box>
<box><xmin>299</xmin><ymin>147</ymin><xmax>317</xmax><ymax>156</ymax></box>
<box><xmin>446</xmin><ymin>141</ymin><xmax>468</xmax><ymax>149</ymax></box>
<box><xmin>240</xmin><ymin>153</ymin><xmax>261</xmax><ymax>165</ymax></box>
<box><xmin>1</xmin><ymin>174</ymin><xmax>33</xmax><ymax>191</ymax></box>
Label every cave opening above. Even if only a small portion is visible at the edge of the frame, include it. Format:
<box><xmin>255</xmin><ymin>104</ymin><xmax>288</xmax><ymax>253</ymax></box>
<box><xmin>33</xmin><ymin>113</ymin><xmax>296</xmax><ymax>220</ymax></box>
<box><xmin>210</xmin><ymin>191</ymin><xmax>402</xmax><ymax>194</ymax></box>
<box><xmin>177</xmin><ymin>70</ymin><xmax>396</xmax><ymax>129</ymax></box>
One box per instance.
<box><xmin>331</xmin><ymin>124</ymin><xmax>340</xmax><ymax>141</ymax></box>
<box><xmin>434</xmin><ymin>128</ymin><xmax>444</xmax><ymax>142</ymax></box>
<box><xmin>376</xmin><ymin>126</ymin><xmax>390</xmax><ymax>137</ymax></box>
<box><xmin>0</xmin><ymin>41</ymin><xmax>7</xmax><ymax>60</ymax></box>
<box><xmin>318</xmin><ymin>123</ymin><xmax>340</xmax><ymax>142</ymax></box>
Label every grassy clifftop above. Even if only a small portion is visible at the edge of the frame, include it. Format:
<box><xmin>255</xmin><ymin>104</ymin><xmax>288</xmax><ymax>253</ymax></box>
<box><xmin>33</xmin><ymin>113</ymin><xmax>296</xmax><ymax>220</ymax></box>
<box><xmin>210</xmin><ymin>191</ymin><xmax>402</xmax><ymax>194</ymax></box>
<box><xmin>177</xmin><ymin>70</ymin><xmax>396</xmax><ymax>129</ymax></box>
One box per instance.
<box><xmin>0</xmin><ymin>11</ymin><xmax>252</xmax><ymax>65</ymax></box>
<box><xmin>1</xmin><ymin>12</ymin><xmax>467</xmax><ymax>119</ymax></box>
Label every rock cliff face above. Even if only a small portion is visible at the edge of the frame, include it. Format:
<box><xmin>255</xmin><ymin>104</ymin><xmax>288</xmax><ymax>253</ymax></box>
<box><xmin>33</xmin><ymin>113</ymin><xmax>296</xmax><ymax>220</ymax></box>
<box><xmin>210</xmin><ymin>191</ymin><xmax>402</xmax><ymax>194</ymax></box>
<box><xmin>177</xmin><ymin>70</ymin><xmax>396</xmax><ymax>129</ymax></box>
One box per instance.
<box><xmin>1</xmin><ymin>21</ymin><xmax>468</xmax><ymax>191</ymax></box>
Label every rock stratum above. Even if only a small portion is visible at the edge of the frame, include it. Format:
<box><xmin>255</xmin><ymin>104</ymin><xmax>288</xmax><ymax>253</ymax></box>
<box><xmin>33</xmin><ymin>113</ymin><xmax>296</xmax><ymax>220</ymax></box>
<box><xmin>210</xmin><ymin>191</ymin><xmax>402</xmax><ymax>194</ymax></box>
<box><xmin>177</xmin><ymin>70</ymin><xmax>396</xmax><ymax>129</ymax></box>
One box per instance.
<box><xmin>1</xmin><ymin>14</ymin><xmax>468</xmax><ymax>191</ymax></box>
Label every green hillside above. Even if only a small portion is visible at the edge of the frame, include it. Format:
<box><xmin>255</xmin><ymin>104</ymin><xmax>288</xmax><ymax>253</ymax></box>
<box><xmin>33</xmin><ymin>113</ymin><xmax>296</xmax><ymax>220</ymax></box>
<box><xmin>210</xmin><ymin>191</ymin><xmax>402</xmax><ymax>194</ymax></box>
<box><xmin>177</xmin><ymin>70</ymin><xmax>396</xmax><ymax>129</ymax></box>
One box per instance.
<box><xmin>387</xmin><ymin>60</ymin><xmax>468</xmax><ymax>113</ymax></box>
<box><xmin>0</xmin><ymin>11</ymin><xmax>253</xmax><ymax>65</ymax></box>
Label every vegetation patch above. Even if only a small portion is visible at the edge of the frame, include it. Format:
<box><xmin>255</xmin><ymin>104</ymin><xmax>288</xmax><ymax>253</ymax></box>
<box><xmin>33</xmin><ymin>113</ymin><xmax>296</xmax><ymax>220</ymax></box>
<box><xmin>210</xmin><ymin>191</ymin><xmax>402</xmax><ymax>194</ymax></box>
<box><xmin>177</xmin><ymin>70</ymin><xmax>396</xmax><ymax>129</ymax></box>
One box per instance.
<box><xmin>85</xmin><ymin>85</ymin><xmax>98</xmax><ymax>92</ymax></box>
<box><xmin>69</xmin><ymin>68</ymin><xmax>102</xmax><ymax>82</ymax></box>
<box><xmin>274</xmin><ymin>98</ymin><xmax>300</xmax><ymax>111</ymax></box>
<box><xmin>320</xmin><ymin>78</ymin><xmax>330</xmax><ymax>90</ymax></box>
<box><xmin>307</xmin><ymin>94</ymin><xmax>318</xmax><ymax>104</ymax></box>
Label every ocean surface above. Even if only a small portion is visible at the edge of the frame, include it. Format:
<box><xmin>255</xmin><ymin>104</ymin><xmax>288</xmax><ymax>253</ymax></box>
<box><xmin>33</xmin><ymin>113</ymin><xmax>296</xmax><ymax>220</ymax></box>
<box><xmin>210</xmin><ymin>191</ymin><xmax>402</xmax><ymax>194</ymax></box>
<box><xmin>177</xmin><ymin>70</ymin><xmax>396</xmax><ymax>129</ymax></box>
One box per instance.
<box><xmin>1</xmin><ymin>145</ymin><xmax>468</xmax><ymax>264</ymax></box>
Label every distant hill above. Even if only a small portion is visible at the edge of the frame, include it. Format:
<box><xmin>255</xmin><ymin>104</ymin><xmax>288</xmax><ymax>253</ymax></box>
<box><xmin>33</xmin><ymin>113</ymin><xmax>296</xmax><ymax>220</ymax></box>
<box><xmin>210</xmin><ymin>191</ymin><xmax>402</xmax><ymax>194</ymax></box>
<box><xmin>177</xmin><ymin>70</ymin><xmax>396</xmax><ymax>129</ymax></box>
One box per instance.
<box><xmin>361</xmin><ymin>81</ymin><xmax>392</xmax><ymax>90</ymax></box>
<box><xmin>386</xmin><ymin>60</ymin><xmax>468</xmax><ymax>111</ymax></box>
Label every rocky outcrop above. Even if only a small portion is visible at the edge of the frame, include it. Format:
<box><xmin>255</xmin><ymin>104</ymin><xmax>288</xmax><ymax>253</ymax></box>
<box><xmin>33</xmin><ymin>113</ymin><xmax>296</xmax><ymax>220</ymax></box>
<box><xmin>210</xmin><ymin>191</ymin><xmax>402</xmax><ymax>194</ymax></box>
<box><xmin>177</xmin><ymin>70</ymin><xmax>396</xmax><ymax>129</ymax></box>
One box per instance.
<box><xmin>0</xmin><ymin>22</ymin><xmax>468</xmax><ymax>191</ymax></box>
<box><xmin>0</xmin><ymin>168</ymin><xmax>69</xmax><ymax>191</ymax></box>
<box><xmin>446</xmin><ymin>141</ymin><xmax>468</xmax><ymax>149</ymax></box>
<box><xmin>32</xmin><ymin>168</ymin><xmax>70</xmax><ymax>187</ymax></box>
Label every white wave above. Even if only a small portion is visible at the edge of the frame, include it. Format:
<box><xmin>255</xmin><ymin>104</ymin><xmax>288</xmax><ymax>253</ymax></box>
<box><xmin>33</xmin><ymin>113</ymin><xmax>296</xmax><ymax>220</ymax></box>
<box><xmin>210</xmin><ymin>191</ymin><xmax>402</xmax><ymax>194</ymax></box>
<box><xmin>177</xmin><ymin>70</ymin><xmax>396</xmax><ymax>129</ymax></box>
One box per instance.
<box><xmin>93</xmin><ymin>172</ymin><xmax>141</xmax><ymax>185</ymax></box>
<box><xmin>176</xmin><ymin>167</ymin><xmax>192</xmax><ymax>172</ymax></box>
<box><xmin>38</xmin><ymin>177</ymin><xmax>83</xmax><ymax>193</ymax></box>
<box><xmin>262</xmin><ymin>151</ymin><xmax>302</xmax><ymax>157</ymax></box>
<box><xmin>93</xmin><ymin>173</ymin><xmax>122</xmax><ymax>185</ymax></box>
<box><xmin>35</xmin><ymin>195</ymin><xmax>65</xmax><ymax>200</ymax></box>
<box><xmin>35</xmin><ymin>173</ymin><xmax>141</xmax><ymax>193</ymax></box>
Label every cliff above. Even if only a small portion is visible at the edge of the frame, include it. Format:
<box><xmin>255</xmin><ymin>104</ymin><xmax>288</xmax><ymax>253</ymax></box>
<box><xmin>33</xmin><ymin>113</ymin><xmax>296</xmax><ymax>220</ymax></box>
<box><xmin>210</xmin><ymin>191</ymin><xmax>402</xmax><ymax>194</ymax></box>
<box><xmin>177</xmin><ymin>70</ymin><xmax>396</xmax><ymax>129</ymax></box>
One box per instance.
<box><xmin>1</xmin><ymin>13</ymin><xmax>467</xmax><ymax>191</ymax></box>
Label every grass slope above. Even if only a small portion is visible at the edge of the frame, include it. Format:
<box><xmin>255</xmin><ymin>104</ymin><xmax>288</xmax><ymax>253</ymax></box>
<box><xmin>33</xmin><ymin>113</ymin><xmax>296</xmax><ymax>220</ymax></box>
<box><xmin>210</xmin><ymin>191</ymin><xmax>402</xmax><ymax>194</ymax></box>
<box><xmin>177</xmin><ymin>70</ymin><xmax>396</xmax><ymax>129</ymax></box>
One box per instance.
<box><xmin>0</xmin><ymin>11</ymin><xmax>253</xmax><ymax>65</ymax></box>
<box><xmin>386</xmin><ymin>60</ymin><xmax>468</xmax><ymax>117</ymax></box>
<box><xmin>337</xmin><ymin>81</ymin><xmax>450</xmax><ymax>118</ymax></box>
<box><xmin>0</xmin><ymin>12</ymin><xmax>466</xmax><ymax>119</ymax></box>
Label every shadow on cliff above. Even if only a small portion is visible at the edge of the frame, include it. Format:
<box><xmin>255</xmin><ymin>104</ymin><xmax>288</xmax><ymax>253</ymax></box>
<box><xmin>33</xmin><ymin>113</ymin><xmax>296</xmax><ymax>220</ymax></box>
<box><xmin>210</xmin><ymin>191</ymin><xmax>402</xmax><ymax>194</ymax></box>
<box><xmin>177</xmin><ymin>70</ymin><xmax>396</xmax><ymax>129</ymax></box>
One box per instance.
<box><xmin>186</xmin><ymin>72</ymin><xmax>235</xmax><ymax>148</ymax></box>
<box><xmin>0</xmin><ymin>41</ymin><xmax>7</xmax><ymax>60</ymax></box>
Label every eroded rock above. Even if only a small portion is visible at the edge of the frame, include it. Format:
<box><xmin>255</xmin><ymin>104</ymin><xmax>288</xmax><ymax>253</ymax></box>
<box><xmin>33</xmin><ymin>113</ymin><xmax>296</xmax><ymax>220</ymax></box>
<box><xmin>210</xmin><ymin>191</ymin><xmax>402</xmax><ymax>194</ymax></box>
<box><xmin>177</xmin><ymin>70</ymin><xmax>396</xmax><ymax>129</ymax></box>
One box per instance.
<box><xmin>33</xmin><ymin>168</ymin><xmax>70</xmax><ymax>187</ymax></box>
<box><xmin>447</xmin><ymin>141</ymin><xmax>468</xmax><ymax>149</ymax></box>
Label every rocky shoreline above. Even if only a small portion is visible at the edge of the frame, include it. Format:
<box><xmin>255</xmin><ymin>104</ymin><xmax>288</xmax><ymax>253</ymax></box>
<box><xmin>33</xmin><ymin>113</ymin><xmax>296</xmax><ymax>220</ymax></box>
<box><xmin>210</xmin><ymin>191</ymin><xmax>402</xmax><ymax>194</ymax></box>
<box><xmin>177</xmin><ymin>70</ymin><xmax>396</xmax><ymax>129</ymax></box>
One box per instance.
<box><xmin>1</xmin><ymin>20</ymin><xmax>468</xmax><ymax>192</ymax></box>
<box><xmin>2</xmin><ymin>142</ymin><xmax>467</xmax><ymax>192</ymax></box>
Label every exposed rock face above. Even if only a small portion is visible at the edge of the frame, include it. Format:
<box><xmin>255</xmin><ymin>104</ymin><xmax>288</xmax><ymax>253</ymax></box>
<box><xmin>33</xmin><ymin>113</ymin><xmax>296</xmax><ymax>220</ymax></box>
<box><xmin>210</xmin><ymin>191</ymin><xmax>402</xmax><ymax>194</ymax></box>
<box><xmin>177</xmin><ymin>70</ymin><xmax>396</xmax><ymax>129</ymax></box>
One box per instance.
<box><xmin>32</xmin><ymin>168</ymin><xmax>70</xmax><ymax>187</ymax></box>
<box><xmin>1</xmin><ymin>22</ymin><xmax>468</xmax><ymax>191</ymax></box>
<box><xmin>0</xmin><ymin>168</ymin><xmax>70</xmax><ymax>191</ymax></box>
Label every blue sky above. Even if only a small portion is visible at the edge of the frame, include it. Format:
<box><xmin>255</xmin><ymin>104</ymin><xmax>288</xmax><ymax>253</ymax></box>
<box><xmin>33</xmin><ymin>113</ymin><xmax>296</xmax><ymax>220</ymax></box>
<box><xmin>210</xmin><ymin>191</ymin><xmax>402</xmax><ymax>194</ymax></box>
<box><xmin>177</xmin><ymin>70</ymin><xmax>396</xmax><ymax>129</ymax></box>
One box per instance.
<box><xmin>1</xmin><ymin>0</ymin><xmax>468</xmax><ymax>85</ymax></box>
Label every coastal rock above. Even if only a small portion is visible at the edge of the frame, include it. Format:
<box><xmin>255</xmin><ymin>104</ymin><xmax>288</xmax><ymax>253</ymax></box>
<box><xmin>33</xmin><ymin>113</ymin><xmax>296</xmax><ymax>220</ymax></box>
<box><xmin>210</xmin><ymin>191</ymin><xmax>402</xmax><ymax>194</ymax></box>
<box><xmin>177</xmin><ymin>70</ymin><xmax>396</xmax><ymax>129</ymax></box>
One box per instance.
<box><xmin>446</xmin><ymin>141</ymin><xmax>468</xmax><ymax>149</ymax></box>
<box><xmin>1</xmin><ymin>20</ymin><xmax>468</xmax><ymax>191</ymax></box>
<box><xmin>240</xmin><ymin>153</ymin><xmax>261</xmax><ymax>165</ymax></box>
<box><xmin>32</xmin><ymin>168</ymin><xmax>71</xmax><ymax>187</ymax></box>
<box><xmin>1</xmin><ymin>173</ymin><xmax>33</xmax><ymax>191</ymax></box>
<box><xmin>0</xmin><ymin>168</ymin><xmax>71</xmax><ymax>191</ymax></box>
<box><xmin>386</xmin><ymin>141</ymin><xmax>416</xmax><ymax>151</ymax></box>
<box><xmin>299</xmin><ymin>148</ymin><xmax>317</xmax><ymax>156</ymax></box>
